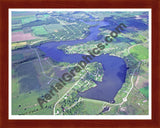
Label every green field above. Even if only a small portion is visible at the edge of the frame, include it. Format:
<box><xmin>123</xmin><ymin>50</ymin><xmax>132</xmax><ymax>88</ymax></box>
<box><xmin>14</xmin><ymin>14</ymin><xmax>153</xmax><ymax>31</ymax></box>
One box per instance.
<box><xmin>130</xmin><ymin>45</ymin><xmax>148</xmax><ymax>60</ymax></box>
<box><xmin>21</xmin><ymin>16</ymin><xmax>37</xmax><ymax>24</ymax></box>
<box><xmin>43</xmin><ymin>24</ymin><xmax>64</xmax><ymax>33</ymax></box>
<box><xmin>139</xmin><ymin>86</ymin><xmax>149</xmax><ymax>99</ymax></box>
<box><xmin>81</xmin><ymin>98</ymin><xmax>104</xmax><ymax>114</ymax></box>
<box><xmin>32</xmin><ymin>26</ymin><xmax>48</xmax><ymax>36</ymax></box>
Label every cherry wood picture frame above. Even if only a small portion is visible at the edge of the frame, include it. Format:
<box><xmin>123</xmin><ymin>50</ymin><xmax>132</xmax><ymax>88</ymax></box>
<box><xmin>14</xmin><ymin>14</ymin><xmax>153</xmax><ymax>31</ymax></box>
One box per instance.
<box><xmin>0</xmin><ymin>0</ymin><xmax>160</xmax><ymax>128</ymax></box>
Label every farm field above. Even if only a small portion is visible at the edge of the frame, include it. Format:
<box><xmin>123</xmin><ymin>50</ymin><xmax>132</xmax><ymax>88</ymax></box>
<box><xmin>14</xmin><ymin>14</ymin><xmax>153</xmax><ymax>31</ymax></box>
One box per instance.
<box><xmin>43</xmin><ymin>24</ymin><xmax>64</xmax><ymax>33</ymax></box>
<box><xmin>129</xmin><ymin>45</ymin><xmax>149</xmax><ymax>60</ymax></box>
<box><xmin>12</xmin><ymin>31</ymin><xmax>37</xmax><ymax>42</ymax></box>
<box><xmin>12</xmin><ymin>41</ymin><xmax>27</xmax><ymax>50</ymax></box>
<box><xmin>139</xmin><ymin>86</ymin><xmax>149</xmax><ymax>99</ymax></box>
<box><xmin>21</xmin><ymin>16</ymin><xmax>37</xmax><ymax>24</ymax></box>
<box><xmin>32</xmin><ymin>26</ymin><xmax>48</xmax><ymax>36</ymax></box>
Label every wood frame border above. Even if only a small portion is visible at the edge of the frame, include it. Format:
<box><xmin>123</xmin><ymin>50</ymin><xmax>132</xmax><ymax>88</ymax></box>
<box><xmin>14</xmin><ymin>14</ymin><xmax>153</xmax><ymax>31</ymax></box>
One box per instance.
<box><xmin>0</xmin><ymin>0</ymin><xmax>160</xmax><ymax>127</ymax></box>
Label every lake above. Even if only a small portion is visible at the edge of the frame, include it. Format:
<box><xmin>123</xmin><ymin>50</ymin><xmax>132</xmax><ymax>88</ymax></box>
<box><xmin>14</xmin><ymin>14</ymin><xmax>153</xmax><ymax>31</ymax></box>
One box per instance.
<box><xmin>38</xmin><ymin>18</ymin><xmax>127</xmax><ymax>103</ymax></box>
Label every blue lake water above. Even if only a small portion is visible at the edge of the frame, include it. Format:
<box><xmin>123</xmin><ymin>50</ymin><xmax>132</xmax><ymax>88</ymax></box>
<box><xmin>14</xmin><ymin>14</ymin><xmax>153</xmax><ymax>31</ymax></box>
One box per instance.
<box><xmin>38</xmin><ymin>19</ymin><xmax>127</xmax><ymax>103</ymax></box>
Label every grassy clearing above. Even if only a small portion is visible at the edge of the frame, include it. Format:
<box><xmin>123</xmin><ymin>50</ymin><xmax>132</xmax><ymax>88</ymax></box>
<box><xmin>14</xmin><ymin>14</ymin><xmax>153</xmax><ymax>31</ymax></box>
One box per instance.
<box><xmin>130</xmin><ymin>45</ymin><xmax>148</xmax><ymax>60</ymax></box>
<box><xmin>139</xmin><ymin>86</ymin><xmax>149</xmax><ymax>99</ymax></box>
<box><xmin>32</xmin><ymin>26</ymin><xmax>48</xmax><ymax>36</ymax></box>
<box><xmin>12</xmin><ymin>90</ymin><xmax>43</xmax><ymax>115</ymax></box>
<box><xmin>81</xmin><ymin>98</ymin><xmax>104</xmax><ymax>114</ymax></box>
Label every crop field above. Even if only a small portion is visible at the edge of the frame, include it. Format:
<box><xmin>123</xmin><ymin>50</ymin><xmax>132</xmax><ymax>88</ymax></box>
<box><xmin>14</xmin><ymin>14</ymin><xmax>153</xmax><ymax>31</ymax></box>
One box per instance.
<box><xmin>43</xmin><ymin>24</ymin><xmax>64</xmax><ymax>33</ymax></box>
<box><xmin>12</xmin><ymin>41</ymin><xmax>27</xmax><ymax>50</ymax></box>
<box><xmin>21</xmin><ymin>16</ymin><xmax>37</xmax><ymax>24</ymax></box>
<box><xmin>12</xmin><ymin>24</ymin><xmax>22</xmax><ymax>31</ymax></box>
<box><xmin>31</xmin><ymin>26</ymin><xmax>48</xmax><ymax>36</ymax></box>
<box><xmin>12</xmin><ymin>31</ymin><xmax>37</xmax><ymax>42</ymax></box>
<box><xmin>12</xmin><ymin>13</ymin><xmax>37</xmax><ymax>31</ymax></box>
<box><xmin>129</xmin><ymin>45</ymin><xmax>148</xmax><ymax>60</ymax></box>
